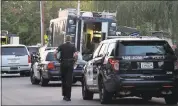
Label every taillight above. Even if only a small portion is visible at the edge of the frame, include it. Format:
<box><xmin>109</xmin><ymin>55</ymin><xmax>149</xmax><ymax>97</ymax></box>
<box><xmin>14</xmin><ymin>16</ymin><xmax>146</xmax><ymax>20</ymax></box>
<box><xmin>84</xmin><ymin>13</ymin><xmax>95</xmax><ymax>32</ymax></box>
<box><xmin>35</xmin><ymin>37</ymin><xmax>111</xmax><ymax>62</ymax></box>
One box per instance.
<box><xmin>108</xmin><ymin>58</ymin><xmax>119</xmax><ymax>71</ymax></box>
<box><xmin>28</xmin><ymin>55</ymin><xmax>31</xmax><ymax>63</ymax></box>
<box><xmin>47</xmin><ymin>62</ymin><xmax>55</xmax><ymax>70</ymax></box>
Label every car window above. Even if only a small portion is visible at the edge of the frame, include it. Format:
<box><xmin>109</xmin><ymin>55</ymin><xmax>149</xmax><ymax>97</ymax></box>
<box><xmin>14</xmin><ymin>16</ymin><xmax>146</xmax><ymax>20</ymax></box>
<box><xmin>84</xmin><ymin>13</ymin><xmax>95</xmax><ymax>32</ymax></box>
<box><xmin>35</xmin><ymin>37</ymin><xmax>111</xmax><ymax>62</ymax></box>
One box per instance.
<box><xmin>118</xmin><ymin>41</ymin><xmax>172</xmax><ymax>56</ymax></box>
<box><xmin>28</xmin><ymin>47</ymin><xmax>39</xmax><ymax>54</ymax></box>
<box><xmin>98</xmin><ymin>43</ymin><xmax>108</xmax><ymax>57</ymax></box>
<box><xmin>107</xmin><ymin>43</ymin><xmax>116</xmax><ymax>56</ymax></box>
<box><xmin>2</xmin><ymin>46</ymin><xmax>28</xmax><ymax>55</ymax></box>
<box><xmin>93</xmin><ymin>44</ymin><xmax>102</xmax><ymax>58</ymax></box>
<box><xmin>46</xmin><ymin>52</ymin><xmax>56</xmax><ymax>61</ymax></box>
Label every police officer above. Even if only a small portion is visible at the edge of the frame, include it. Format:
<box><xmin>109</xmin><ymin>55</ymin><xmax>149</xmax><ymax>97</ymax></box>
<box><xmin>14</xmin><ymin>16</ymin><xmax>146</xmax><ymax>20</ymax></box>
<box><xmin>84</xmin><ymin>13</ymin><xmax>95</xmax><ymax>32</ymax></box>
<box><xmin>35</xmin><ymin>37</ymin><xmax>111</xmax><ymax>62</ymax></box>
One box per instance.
<box><xmin>55</xmin><ymin>35</ymin><xmax>77</xmax><ymax>101</ymax></box>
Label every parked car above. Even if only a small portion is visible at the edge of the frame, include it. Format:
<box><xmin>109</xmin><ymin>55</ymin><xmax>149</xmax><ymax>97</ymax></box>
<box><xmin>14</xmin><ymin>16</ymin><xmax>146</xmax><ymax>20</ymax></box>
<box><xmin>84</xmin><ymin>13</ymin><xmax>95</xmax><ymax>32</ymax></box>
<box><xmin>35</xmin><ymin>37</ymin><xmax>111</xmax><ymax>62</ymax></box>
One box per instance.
<box><xmin>73</xmin><ymin>52</ymin><xmax>87</xmax><ymax>83</ymax></box>
<box><xmin>27</xmin><ymin>46</ymin><xmax>40</xmax><ymax>66</ymax></box>
<box><xmin>1</xmin><ymin>44</ymin><xmax>31</xmax><ymax>76</ymax></box>
<box><xmin>27</xmin><ymin>45</ymin><xmax>40</xmax><ymax>55</ymax></box>
<box><xmin>30</xmin><ymin>49</ymin><xmax>60</xmax><ymax>86</ymax></box>
<box><xmin>30</xmin><ymin>49</ymin><xmax>86</xmax><ymax>86</ymax></box>
<box><xmin>82</xmin><ymin>36</ymin><xmax>178</xmax><ymax>104</ymax></box>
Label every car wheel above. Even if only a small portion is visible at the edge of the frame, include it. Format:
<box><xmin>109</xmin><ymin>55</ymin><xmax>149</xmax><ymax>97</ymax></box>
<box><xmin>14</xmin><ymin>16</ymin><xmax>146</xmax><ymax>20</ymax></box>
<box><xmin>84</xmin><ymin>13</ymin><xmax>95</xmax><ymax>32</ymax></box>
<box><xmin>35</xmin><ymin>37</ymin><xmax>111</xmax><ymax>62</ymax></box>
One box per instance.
<box><xmin>164</xmin><ymin>94</ymin><xmax>177</xmax><ymax>105</ymax></box>
<box><xmin>82</xmin><ymin>78</ymin><xmax>94</xmax><ymax>100</ymax></box>
<box><xmin>39</xmin><ymin>73</ymin><xmax>49</xmax><ymax>87</ymax></box>
<box><xmin>99</xmin><ymin>78</ymin><xmax>113</xmax><ymax>104</ymax></box>
<box><xmin>30</xmin><ymin>68</ymin><xmax>40</xmax><ymax>85</ymax></box>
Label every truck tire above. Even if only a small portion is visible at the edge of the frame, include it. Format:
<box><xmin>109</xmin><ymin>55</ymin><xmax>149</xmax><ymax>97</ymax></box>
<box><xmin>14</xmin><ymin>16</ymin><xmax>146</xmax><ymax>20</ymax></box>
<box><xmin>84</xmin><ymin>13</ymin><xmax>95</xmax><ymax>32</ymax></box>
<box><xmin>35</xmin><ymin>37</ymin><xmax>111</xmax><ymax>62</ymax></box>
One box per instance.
<box><xmin>39</xmin><ymin>74</ymin><xmax>49</xmax><ymax>87</ymax></box>
<box><xmin>99</xmin><ymin>78</ymin><xmax>113</xmax><ymax>104</ymax></box>
<box><xmin>30</xmin><ymin>69</ymin><xmax>40</xmax><ymax>85</ymax></box>
<box><xmin>82</xmin><ymin>78</ymin><xmax>94</xmax><ymax>100</ymax></box>
<box><xmin>164</xmin><ymin>94</ymin><xmax>177</xmax><ymax>105</ymax></box>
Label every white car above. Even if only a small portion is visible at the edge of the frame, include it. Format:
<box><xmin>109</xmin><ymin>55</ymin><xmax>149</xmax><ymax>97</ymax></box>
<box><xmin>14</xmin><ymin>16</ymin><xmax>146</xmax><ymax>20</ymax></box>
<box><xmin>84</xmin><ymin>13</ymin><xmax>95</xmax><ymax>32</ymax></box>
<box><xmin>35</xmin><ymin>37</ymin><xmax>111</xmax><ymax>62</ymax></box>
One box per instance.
<box><xmin>1</xmin><ymin>44</ymin><xmax>31</xmax><ymax>76</ymax></box>
<box><xmin>30</xmin><ymin>49</ymin><xmax>60</xmax><ymax>86</ymax></box>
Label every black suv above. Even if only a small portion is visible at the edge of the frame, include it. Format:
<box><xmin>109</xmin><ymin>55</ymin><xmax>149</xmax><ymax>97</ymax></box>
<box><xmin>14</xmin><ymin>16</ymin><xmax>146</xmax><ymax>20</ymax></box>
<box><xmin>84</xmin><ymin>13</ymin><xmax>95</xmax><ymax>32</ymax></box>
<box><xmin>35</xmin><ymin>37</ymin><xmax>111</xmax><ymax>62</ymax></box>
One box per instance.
<box><xmin>82</xmin><ymin>36</ymin><xmax>178</xmax><ymax>104</ymax></box>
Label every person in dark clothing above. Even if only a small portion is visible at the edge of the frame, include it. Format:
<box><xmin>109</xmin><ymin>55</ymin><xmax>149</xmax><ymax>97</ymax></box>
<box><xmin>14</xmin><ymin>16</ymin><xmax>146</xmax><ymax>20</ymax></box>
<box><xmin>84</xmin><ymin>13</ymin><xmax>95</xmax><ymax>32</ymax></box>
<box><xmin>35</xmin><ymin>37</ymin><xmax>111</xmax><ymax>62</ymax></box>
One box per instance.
<box><xmin>55</xmin><ymin>35</ymin><xmax>77</xmax><ymax>101</ymax></box>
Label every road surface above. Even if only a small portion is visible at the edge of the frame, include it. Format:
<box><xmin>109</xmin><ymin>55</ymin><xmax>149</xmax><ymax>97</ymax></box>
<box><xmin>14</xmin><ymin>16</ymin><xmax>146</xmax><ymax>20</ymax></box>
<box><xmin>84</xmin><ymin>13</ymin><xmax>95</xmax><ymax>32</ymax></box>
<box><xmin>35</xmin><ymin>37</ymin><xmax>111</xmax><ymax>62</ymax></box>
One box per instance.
<box><xmin>1</xmin><ymin>75</ymin><xmax>176</xmax><ymax>105</ymax></box>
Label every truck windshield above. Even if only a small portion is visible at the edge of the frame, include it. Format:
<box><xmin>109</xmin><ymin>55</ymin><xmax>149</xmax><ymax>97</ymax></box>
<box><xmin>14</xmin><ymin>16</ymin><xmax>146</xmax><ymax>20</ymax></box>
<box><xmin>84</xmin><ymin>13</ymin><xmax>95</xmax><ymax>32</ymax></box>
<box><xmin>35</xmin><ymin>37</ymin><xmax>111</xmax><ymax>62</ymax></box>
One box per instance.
<box><xmin>1</xmin><ymin>38</ymin><xmax>7</xmax><ymax>44</ymax></box>
<box><xmin>118</xmin><ymin>41</ymin><xmax>173</xmax><ymax>56</ymax></box>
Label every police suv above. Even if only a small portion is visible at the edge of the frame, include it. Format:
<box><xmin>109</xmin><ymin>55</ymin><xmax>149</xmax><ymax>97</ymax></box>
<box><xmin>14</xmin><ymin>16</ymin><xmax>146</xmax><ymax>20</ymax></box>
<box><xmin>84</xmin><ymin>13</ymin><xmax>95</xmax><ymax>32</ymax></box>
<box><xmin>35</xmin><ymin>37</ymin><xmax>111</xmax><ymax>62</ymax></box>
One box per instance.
<box><xmin>82</xmin><ymin>36</ymin><xmax>178</xmax><ymax>104</ymax></box>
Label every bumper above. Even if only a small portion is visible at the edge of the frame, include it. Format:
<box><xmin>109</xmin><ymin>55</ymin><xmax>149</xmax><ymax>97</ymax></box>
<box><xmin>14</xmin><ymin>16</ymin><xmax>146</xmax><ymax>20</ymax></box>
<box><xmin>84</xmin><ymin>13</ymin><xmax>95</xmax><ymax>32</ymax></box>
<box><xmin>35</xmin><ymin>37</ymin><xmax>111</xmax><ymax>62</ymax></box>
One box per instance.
<box><xmin>73</xmin><ymin>69</ymin><xmax>83</xmax><ymax>81</ymax></box>
<box><xmin>1</xmin><ymin>65</ymin><xmax>31</xmax><ymax>74</ymax></box>
<box><xmin>104</xmin><ymin>74</ymin><xmax>176</xmax><ymax>95</ymax></box>
<box><xmin>42</xmin><ymin>70</ymin><xmax>61</xmax><ymax>81</ymax></box>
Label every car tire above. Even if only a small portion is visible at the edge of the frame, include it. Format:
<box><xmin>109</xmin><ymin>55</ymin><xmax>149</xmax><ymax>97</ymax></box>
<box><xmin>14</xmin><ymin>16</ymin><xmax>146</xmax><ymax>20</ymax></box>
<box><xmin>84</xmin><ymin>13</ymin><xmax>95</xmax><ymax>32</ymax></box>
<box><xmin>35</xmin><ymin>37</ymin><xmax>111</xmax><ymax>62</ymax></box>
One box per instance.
<box><xmin>164</xmin><ymin>94</ymin><xmax>177</xmax><ymax>105</ymax></box>
<box><xmin>30</xmin><ymin>68</ymin><xmax>40</xmax><ymax>85</ymax></box>
<box><xmin>39</xmin><ymin>74</ymin><xmax>49</xmax><ymax>87</ymax></box>
<box><xmin>99</xmin><ymin>78</ymin><xmax>113</xmax><ymax>104</ymax></box>
<box><xmin>82</xmin><ymin>78</ymin><xmax>94</xmax><ymax>100</ymax></box>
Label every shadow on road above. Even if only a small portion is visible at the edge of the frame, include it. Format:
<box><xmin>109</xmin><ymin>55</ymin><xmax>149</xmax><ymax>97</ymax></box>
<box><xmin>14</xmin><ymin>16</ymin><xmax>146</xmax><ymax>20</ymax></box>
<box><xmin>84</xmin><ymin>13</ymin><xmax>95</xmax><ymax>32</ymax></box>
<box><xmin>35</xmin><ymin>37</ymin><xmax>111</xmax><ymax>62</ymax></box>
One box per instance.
<box><xmin>43</xmin><ymin>83</ymin><xmax>81</xmax><ymax>87</ymax></box>
<box><xmin>90</xmin><ymin>98</ymin><xmax>166</xmax><ymax>105</ymax></box>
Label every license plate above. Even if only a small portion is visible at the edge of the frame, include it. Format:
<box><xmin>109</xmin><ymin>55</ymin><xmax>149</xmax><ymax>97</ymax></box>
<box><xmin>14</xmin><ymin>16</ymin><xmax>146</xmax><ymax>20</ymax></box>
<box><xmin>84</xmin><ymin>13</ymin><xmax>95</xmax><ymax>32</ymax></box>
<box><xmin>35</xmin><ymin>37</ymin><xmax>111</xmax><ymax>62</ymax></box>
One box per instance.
<box><xmin>8</xmin><ymin>60</ymin><xmax>20</xmax><ymax>64</ymax></box>
<box><xmin>141</xmin><ymin>62</ymin><xmax>153</xmax><ymax>69</ymax></box>
<box><xmin>10</xmin><ymin>67</ymin><xmax>18</xmax><ymax>70</ymax></box>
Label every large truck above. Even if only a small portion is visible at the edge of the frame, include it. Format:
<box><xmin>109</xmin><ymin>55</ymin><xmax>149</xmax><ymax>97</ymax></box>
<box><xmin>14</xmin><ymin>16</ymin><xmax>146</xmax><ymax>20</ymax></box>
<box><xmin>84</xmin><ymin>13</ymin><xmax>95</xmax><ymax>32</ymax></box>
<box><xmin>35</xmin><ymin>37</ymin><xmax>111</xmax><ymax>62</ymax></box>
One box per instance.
<box><xmin>48</xmin><ymin>8</ymin><xmax>117</xmax><ymax>53</ymax></box>
<box><xmin>0</xmin><ymin>30</ymin><xmax>19</xmax><ymax>45</ymax></box>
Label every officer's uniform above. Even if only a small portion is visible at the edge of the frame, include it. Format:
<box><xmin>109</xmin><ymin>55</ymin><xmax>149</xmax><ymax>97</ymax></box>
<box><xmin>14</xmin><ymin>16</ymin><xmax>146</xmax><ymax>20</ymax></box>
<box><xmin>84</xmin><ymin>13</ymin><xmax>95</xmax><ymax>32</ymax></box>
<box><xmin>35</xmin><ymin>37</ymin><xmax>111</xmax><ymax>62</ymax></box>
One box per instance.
<box><xmin>57</xmin><ymin>41</ymin><xmax>77</xmax><ymax>101</ymax></box>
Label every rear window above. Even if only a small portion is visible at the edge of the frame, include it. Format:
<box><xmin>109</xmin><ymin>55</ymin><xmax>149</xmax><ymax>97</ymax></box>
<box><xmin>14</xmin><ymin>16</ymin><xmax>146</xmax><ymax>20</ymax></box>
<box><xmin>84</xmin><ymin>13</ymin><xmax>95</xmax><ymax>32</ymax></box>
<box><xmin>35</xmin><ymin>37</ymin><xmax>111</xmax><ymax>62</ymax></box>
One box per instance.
<box><xmin>118</xmin><ymin>41</ymin><xmax>173</xmax><ymax>56</ymax></box>
<box><xmin>46</xmin><ymin>52</ymin><xmax>56</xmax><ymax>61</ymax></box>
<box><xmin>2</xmin><ymin>46</ymin><xmax>28</xmax><ymax>55</ymax></box>
<box><xmin>28</xmin><ymin>47</ymin><xmax>39</xmax><ymax>54</ymax></box>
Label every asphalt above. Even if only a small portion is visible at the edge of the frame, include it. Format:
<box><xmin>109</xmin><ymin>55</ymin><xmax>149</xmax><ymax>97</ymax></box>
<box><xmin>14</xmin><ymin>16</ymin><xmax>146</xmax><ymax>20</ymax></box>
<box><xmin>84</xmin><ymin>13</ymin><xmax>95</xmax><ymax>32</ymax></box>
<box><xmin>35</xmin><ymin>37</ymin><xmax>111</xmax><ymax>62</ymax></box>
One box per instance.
<box><xmin>1</xmin><ymin>74</ymin><xmax>177</xmax><ymax>105</ymax></box>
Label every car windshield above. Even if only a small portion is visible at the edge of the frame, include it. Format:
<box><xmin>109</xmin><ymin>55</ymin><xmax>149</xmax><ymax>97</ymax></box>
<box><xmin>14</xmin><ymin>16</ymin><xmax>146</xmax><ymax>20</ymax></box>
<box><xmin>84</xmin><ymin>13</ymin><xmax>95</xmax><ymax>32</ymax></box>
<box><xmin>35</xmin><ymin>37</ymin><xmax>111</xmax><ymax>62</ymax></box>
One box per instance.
<box><xmin>118</xmin><ymin>41</ymin><xmax>173</xmax><ymax>56</ymax></box>
<box><xmin>28</xmin><ymin>47</ymin><xmax>39</xmax><ymax>54</ymax></box>
<box><xmin>46</xmin><ymin>52</ymin><xmax>56</xmax><ymax>61</ymax></box>
<box><xmin>2</xmin><ymin>46</ymin><xmax>28</xmax><ymax>55</ymax></box>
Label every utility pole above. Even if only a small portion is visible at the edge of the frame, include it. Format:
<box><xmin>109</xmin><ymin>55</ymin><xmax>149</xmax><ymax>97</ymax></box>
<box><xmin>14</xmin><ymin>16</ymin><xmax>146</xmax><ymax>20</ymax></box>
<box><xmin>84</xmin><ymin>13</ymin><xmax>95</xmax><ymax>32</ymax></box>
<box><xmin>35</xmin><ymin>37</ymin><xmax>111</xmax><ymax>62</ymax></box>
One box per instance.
<box><xmin>75</xmin><ymin>0</ymin><xmax>80</xmax><ymax>49</ymax></box>
<box><xmin>40</xmin><ymin>1</ymin><xmax>45</xmax><ymax>46</ymax></box>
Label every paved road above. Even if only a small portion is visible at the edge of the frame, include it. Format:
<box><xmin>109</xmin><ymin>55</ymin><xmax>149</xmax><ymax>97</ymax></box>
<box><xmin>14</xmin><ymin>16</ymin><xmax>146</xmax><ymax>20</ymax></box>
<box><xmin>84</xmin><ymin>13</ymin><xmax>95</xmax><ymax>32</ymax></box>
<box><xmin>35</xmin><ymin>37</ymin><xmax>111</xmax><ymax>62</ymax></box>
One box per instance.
<box><xmin>1</xmin><ymin>75</ymin><xmax>176</xmax><ymax>105</ymax></box>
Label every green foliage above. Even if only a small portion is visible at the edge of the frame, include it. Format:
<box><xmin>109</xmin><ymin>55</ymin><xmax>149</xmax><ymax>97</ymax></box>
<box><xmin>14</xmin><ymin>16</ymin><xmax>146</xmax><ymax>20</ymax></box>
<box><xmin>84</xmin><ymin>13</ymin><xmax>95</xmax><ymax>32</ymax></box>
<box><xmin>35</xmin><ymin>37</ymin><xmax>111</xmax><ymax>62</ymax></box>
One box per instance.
<box><xmin>1</xmin><ymin>1</ymin><xmax>178</xmax><ymax>45</ymax></box>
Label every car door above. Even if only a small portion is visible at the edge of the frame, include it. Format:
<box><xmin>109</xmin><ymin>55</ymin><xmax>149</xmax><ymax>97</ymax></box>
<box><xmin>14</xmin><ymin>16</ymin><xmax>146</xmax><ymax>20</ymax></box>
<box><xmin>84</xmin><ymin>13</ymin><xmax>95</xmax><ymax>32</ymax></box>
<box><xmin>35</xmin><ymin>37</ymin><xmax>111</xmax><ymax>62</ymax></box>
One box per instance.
<box><xmin>85</xmin><ymin>44</ymin><xmax>102</xmax><ymax>86</ymax></box>
<box><xmin>93</xmin><ymin>43</ymin><xmax>108</xmax><ymax>85</ymax></box>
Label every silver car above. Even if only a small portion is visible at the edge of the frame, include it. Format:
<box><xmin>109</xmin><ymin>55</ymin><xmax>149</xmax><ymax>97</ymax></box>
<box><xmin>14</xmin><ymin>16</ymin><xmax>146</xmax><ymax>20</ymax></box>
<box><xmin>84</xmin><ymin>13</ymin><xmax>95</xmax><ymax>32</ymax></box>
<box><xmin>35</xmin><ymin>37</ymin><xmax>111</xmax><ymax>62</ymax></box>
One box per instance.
<box><xmin>1</xmin><ymin>44</ymin><xmax>31</xmax><ymax>76</ymax></box>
